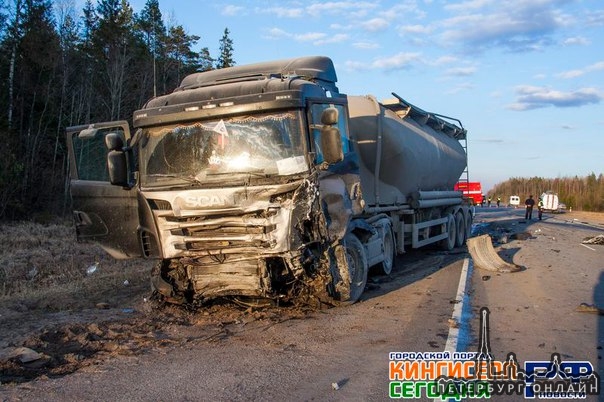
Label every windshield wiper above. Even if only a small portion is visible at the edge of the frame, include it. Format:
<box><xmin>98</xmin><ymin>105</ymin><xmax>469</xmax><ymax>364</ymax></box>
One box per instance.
<box><xmin>146</xmin><ymin>173</ymin><xmax>203</xmax><ymax>185</ymax></box>
<box><xmin>204</xmin><ymin>169</ymin><xmax>270</xmax><ymax>178</ymax></box>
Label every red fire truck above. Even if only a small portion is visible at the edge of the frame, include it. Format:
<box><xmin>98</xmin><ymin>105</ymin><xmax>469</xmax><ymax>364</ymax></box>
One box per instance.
<box><xmin>454</xmin><ymin>181</ymin><xmax>483</xmax><ymax>205</ymax></box>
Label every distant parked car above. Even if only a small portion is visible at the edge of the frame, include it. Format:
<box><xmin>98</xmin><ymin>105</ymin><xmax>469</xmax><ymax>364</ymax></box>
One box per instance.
<box><xmin>556</xmin><ymin>203</ymin><xmax>567</xmax><ymax>213</ymax></box>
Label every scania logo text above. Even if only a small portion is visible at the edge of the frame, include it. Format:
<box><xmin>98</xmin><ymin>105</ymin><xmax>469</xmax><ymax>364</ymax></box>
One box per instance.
<box><xmin>184</xmin><ymin>195</ymin><xmax>234</xmax><ymax>208</ymax></box>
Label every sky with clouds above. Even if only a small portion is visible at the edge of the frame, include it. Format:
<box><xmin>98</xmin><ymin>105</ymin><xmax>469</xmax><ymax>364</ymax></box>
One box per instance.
<box><xmin>125</xmin><ymin>0</ymin><xmax>603</xmax><ymax>192</ymax></box>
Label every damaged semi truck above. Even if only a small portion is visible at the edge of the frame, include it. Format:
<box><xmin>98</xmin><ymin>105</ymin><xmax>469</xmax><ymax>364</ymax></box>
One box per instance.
<box><xmin>66</xmin><ymin>56</ymin><xmax>472</xmax><ymax>306</ymax></box>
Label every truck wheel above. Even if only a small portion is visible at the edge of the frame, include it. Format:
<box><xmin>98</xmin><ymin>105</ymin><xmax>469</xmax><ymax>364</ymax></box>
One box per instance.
<box><xmin>379</xmin><ymin>224</ymin><xmax>395</xmax><ymax>275</ymax></box>
<box><xmin>464</xmin><ymin>212</ymin><xmax>473</xmax><ymax>241</ymax></box>
<box><xmin>455</xmin><ymin>211</ymin><xmax>465</xmax><ymax>247</ymax></box>
<box><xmin>440</xmin><ymin>213</ymin><xmax>456</xmax><ymax>251</ymax></box>
<box><xmin>342</xmin><ymin>233</ymin><xmax>368</xmax><ymax>303</ymax></box>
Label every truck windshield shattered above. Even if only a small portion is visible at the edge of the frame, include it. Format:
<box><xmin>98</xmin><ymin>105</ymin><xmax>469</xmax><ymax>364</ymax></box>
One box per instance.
<box><xmin>140</xmin><ymin>111</ymin><xmax>308</xmax><ymax>187</ymax></box>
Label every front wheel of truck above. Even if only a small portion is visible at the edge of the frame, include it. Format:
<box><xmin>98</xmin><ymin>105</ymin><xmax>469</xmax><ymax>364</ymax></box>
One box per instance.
<box><xmin>341</xmin><ymin>233</ymin><xmax>368</xmax><ymax>304</ymax></box>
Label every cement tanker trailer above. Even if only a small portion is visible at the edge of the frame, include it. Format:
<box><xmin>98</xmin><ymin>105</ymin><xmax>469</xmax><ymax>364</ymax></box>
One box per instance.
<box><xmin>66</xmin><ymin>56</ymin><xmax>472</xmax><ymax>307</ymax></box>
<box><xmin>347</xmin><ymin>94</ymin><xmax>472</xmax><ymax>254</ymax></box>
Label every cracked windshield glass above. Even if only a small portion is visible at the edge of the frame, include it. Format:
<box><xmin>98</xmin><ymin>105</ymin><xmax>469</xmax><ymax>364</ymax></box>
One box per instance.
<box><xmin>140</xmin><ymin>111</ymin><xmax>308</xmax><ymax>186</ymax></box>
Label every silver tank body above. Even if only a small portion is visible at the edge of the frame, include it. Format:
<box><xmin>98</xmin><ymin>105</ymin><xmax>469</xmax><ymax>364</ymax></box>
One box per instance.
<box><xmin>347</xmin><ymin>95</ymin><xmax>467</xmax><ymax>207</ymax></box>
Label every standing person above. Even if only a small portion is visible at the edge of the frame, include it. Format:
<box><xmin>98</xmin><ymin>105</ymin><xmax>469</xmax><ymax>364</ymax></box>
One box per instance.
<box><xmin>538</xmin><ymin>197</ymin><xmax>544</xmax><ymax>220</ymax></box>
<box><xmin>497</xmin><ymin>197</ymin><xmax>501</xmax><ymax>207</ymax></box>
<box><xmin>525</xmin><ymin>195</ymin><xmax>535</xmax><ymax>220</ymax></box>
<box><xmin>487</xmin><ymin>197</ymin><xmax>491</xmax><ymax>207</ymax></box>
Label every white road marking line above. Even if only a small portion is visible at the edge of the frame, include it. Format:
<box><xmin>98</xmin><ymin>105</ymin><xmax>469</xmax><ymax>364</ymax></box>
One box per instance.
<box><xmin>580</xmin><ymin>243</ymin><xmax>596</xmax><ymax>251</ymax></box>
<box><xmin>434</xmin><ymin>258</ymin><xmax>473</xmax><ymax>402</ymax></box>
<box><xmin>444</xmin><ymin>257</ymin><xmax>472</xmax><ymax>353</ymax></box>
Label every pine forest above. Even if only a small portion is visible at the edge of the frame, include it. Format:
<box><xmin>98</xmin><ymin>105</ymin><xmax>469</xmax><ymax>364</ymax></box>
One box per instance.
<box><xmin>0</xmin><ymin>0</ymin><xmax>234</xmax><ymax>220</ymax></box>
<box><xmin>488</xmin><ymin>174</ymin><xmax>604</xmax><ymax>212</ymax></box>
<box><xmin>0</xmin><ymin>1</ymin><xmax>601</xmax><ymax>221</ymax></box>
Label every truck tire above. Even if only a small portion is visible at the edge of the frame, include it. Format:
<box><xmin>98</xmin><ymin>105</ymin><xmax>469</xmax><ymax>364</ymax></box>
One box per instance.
<box><xmin>455</xmin><ymin>211</ymin><xmax>465</xmax><ymax>247</ymax></box>
<box><xmin>342</xmin><ymin>233</ymin><xmax>368</xmax><ymax>303</ymax></box>
<box><xmin>440</xmin><ymin>213</ymin><xmax>456</xmax><ymax>251</ymax></box>
<box><xmin>464</xmin><ymin>211</ymin><xmax>473</xmax><ymax>242</ymax></box>
<box><xmin>379</xmin><ymin>223</ymin><xmax>395</xmax><ymax>275</ymax></box>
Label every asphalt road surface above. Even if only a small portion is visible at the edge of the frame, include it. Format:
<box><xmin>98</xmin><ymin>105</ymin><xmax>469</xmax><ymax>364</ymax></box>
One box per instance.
<box><xmin>1</xmin><ymin>207</ymin><xmax>603</xmax><ymax>401</ymax></box>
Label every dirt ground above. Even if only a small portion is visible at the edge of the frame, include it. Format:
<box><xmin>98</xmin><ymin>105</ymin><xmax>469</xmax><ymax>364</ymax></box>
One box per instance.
<box><xmin>0</xmin><ymin>209</ymin><xmax>602</xmax><ymax>389</ymax></box>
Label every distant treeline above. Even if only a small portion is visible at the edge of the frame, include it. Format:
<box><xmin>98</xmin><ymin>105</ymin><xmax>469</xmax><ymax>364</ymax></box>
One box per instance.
<box><xmin>0</xmin><ymin>0</ymin><xmax>235</xmax><ymax>220</ymax></box>
<box><xmin>488</xmin><ymin>174</ymin><xmax>604</xmax><ymax>212</ymax></box>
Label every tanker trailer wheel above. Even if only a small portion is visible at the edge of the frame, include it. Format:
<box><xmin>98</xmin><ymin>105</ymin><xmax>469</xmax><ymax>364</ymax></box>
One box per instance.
<box><xmin>464</xmin><ymin>212</ymin><xmax>473</xmax><ymax>243</ymax></box>
<box><xmin>379</xmin><ymin>223</ymin><xmax>395</xmax><ymax>275</ymax></box>
<box><xmin>454</xmin><ymin>211</ymin><xmax>465</xmax><ymax>247</ymax></box>
<box><xmin>341</xmin><ymin>233</ymin><xmax>368</xmax><ymax>303</ymax></box>
<box><xmin>440</xmin><ymin>213</ymin><xmax>456</xmax><ymax>251</ymax></box>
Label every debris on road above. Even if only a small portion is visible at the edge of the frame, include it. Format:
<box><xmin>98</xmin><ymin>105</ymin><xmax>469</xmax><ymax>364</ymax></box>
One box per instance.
<box><xmin>576</xmin><ymin>303</ymin><xmax>604</xmax><ymax>315</ymax></box>
<box><xmin>86</xmin><ymin>262</ymin><xmax>99</xmax><ymax>275</ymax></box>
<box><xmin>510</xmin><ymin>232</ymin><xmax>533</xmax><ymax>240</ymax></box>
<box><xmin>0</xmin><ymin>347</ymin><xmax>44</xmax><ymax>364</ymax></box>
<box><xmin>582</xmin><ymin>234</ymin><xmax>604</xmax><ymax>245</ymax></box>
<box><xmin>467</xmin><ymin>234</ymin><xmax>522</xmax><ymax>273</ymax></box>
<box><xmin>447</xmin><ymin>318</ymin><xmax>459</xmax><ymax>328</ymax></box>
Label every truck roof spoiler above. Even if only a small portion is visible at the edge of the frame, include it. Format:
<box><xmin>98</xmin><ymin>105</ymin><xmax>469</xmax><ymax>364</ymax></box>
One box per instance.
<box><xmin>177</xmin><ymin>56</ymin><xmax>340</xmax><ymax>95</ymax></box>
<box><xmin>382</xmin><ymin>93</ymin><xmax>467</xmax><ymax>140</ymax></box>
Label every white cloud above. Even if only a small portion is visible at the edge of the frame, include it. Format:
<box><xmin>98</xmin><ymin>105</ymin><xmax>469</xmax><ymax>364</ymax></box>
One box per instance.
<box><xmin>330</xmin><ymin>23</ymin><xmax>353</xmax><ymax>30</ymax></box>
<box><xmin>314</xmin><ymin>33</ymin><xmax>349</xmax><ymax>45</ymax></box>
<box><xmin>344</xmin><ymin>60</ymin><xmax>368</xmax><ymax>71</ymax></box>
<box><xmin>360</xmin><ymin>18</ymin><xmax>389</xmax><ymax>32</ymax></box>
<box><xmin>264</xmin><ymin>28</ymin><xmax>290</xmax><ymax>40</ymax></box>
<box><xmin>370</xmin><ymin>53</ymin><xmax>422</xmax><ymax>70</ymax></box>
<box><xmin>556</xmin><ymin>61</ymin><xmax>604</xmax><ymax>79</ymax></box>
<box><xmin>294</xmin><ymin>32</ymin><xmax>327</xmax><ymax>42</ymax></box>
<box><xmin>586</xmin><ymin>10</ymin><xmax>604</xmax><ymax>26</ymax></box>
<box><xmin>380</xmin><ymin>3</ymin><xmax>426</xmax><ymax>20</ymax></box>
<box><xmin>264</xmin><ymin>7</ymin><xmax>304</xmax><ymax>18</ymax></box>
<box><xmin>445</xmin><ymin>66</ymin><xmax>477</xmax><ymax>77</ymax></box>
<box><xmin>262</xmin><ymin>28</ymin><xmax>348</xmax><ymax>46</ymax></box>
<box><xmin>508</xmin><ymin>85</ymin><xmax>602</xmax><ymax>111</ymax></box>
<box><xmin>562</xmin><ymin>36</ymin><xmax>590</xmax><ymax>46</ymax></box>
<box><xmin>433</xmin><ymin>55</ymin><xmax>459</xmax><ymax>66</ymax></box>
<box><xmin>221</xmin><ymin>5</ymin><xmax>244</xmax><ymax>16</ymax></box>
<box><xmin>438</xmin><ymin>1</ymin><xmax>571</xmax><ymax>53</ymax></box>
<box><xmin>353</xmin><ymin>41</ymin><xmax>380</xmax><ymax>50</ymax></box>
<box><xmin>306</xmin><ymin>2</ymin><xmax>377</xmax><ymax>18</ymax></box>
<box><xmin>399</xmin><ymin>24</ymin><xmax>432</xmax><ymax>35</ymax></box>
<box><xmin>444</xmin><ymin>0</ymin><xmax>495</xmax><ymax>12</ymax></box>
<box><xmin>344</xmin><ymin>52</ymin><xmax>422</xmax><ymax>72</ymax></box>
<box><xmin>445</xmin><ymin>82</ymin><xmax>475</xmax><ymax>94</ymax></box>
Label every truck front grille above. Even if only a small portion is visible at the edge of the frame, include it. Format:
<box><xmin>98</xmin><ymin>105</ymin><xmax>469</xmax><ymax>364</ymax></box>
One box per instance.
<box><xmin>158</xmin><ymin>209</ymin><xmax>281</xmax><ymax>253</ymax></box>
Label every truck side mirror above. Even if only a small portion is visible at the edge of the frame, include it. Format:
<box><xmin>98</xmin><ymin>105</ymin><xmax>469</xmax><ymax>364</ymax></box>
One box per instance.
<box><xmin>321</xmin><ymin>107</ymin><xmax>339</xmax><ymax>125</ymax></box>
<box><xmin>320</xmin><ymin>126</ymin><xmax>343</xmax><ymax>164</ymax></box>
<box><xmin>105</xmin><ymin>132</ymin><xmax>124</xmax><ymax>151</ymax></box>
<box><xmin>105</xmin><ymin>133</ymin><xmax>131</xmax><ymax>188</ymax></box>
<box><xmin>319</xmin><ymin>107</ymin><xmax>343</xmax><ymax>164</ymax></box>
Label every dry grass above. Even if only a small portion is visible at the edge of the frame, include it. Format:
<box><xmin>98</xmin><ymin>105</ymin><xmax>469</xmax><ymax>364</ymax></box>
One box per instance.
<box><xmin>565</xmin><ymin>210</ymin><xmax>604</xmax><ymax>225</ymax></box>
<box><xmin>0</xmin><ymin>221</ymin><xmax>153</xmax><ymax>311</ymax></box>
<box><xmin>2</xmin><ymin>211</ymin><xmax>601</xmax><ymax>312</ymax></box>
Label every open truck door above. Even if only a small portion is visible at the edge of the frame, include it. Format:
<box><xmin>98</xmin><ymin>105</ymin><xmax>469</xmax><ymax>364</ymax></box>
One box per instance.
<box><xmin>66</xmin><ymin>121</ymin><xmax>141</xmax><ymax>259</ymax></box>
